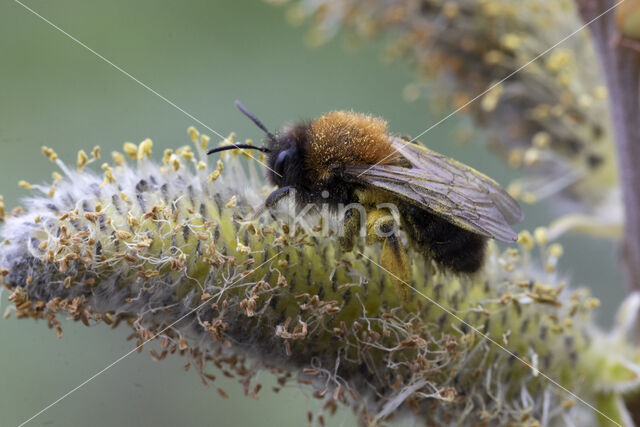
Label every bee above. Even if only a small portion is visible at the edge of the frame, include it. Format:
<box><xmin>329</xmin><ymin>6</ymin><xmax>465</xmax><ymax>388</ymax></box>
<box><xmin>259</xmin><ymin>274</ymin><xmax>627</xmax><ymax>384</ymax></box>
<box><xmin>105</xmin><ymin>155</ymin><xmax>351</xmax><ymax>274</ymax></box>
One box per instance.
<box><xmin>209</xmin><ymin>101</ymin><xmax>523</xmax><ymax>278</ymax></box>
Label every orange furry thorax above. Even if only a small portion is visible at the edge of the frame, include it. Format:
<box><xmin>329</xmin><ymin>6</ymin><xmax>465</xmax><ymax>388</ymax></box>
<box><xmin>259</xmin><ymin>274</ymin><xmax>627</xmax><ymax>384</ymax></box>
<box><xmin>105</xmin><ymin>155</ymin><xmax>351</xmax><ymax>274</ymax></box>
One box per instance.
<box><xmin>306</xmin><ymin>111</ymin><xmax>401</xmax><ymax>181</ymax></box>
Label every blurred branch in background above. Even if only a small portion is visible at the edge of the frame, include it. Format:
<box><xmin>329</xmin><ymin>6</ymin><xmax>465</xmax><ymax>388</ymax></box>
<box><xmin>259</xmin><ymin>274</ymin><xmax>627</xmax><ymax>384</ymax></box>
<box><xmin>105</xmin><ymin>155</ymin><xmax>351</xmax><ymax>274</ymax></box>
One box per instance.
<box><xmin>577</xmin><ymin>0</ymin><xmax>640</xmax><ymax>298</ymax></box>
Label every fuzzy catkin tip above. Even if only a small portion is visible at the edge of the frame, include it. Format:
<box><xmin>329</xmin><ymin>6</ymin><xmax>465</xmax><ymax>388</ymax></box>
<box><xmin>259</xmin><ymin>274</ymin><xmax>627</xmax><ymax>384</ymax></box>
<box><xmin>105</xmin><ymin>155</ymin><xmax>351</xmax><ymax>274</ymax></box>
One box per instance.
<box><xmin>1</xmin><ymin>131</ymin><xmax>639</xmax><ymax>426</ymax></box>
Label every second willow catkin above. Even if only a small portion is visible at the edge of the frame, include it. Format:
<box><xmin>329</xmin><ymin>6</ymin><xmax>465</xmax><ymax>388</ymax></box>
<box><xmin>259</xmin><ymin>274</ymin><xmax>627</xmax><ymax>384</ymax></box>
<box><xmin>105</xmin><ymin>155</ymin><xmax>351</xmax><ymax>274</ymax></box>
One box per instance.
<box><xmin>1</xmin><ymin>132</ymin><xmax>639</xmax><ymax>425</ymax></box>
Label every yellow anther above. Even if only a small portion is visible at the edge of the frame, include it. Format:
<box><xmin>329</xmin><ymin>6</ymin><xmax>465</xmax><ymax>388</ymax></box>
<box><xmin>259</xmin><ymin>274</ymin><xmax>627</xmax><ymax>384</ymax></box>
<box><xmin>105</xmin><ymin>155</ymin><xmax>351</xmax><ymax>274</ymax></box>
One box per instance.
<box><xmin>577</xmin><ymin>94</ymin><xmax>593</xmax><ymax>109</ymax></box>
<box><xmin>240</xmin><ymin>139</ymin><xmax>254</xmax><ymax>159</ymax></box>
<box><xmin>545</xmin><ymin>49</ymin><xmax>572</xmax><ymax>72</ymax></box>
<box><xmin>548</xmin><ymin>243</ymin><xmax>564</xmax><ymax>258</ymax></box>
<box><xmin>176</xmin><ymin>145</ymin><xmax>194</xmax><ymax>161</ymax></box>
<box><xmin>41</xmin><ymin>146</ymin><xmax>58</xmax><ymax>162</ymax></box>
<box><xmin>507</xmin><ymin>149</ymin><xmax>524</xmax><ymax>168</ymax></box>
<box><xmin>532</xmin><ymin>132</ymin><xmax>551</xmax><ymax>149</ymax></box>
<box><xmin>586</xmin><ymin>298</ymin><xmax>601</xmax><ymax>308</ymax></box>
<box><xmin>100</xmin><ymin>163</ymin><xmax>115</xmax><ymax>187</ymax></box>
<box><xmin>127</xmin><ymin>214</ymin><xmax>138</xmax><ymax>226</ymax></box>
<box><xmin>533</xmin><ymin>227</ymin><xmax>548</xmax><ymax>246</ymax></box>
<box><xmin>162</xmin><ymin>149</ymin><xmax>173</xmax><ymax>164</ymax></box>
<box><xmin>483</xmin><ymin>50</ymin><xmax>504</xmax><ymax>65</ymax></box>
<box><xmin>218</xmin><ymin>133</ymin><xmax>237</xmax><ymax>158</ymax></box>
<box><xmin>225</xmin><ymin>195</ymin><xmax>237</xmax><ymax>208</ymax></box>
<box><xmin>236</xmin><ymin>238</ymin><xmax>251</xmax><ymax>254</ymax></box>
<box><xmin>77</xmin><ymin>150</ymin><xmax>89</xmax><ymax>171</ymax></box>
<box><xmin>523</xmin><ymin>148</ymin><xmax>540</xmax><ymax>166</ymax></box>
<box><xmin>123</xmin><ymin>142</ymin><xmax>138</xmax><ymax>159</ymax></box>
<box><xmin>481</xmin><ymin>83</ymin><xmax>503</xmax><ymax>112</ymax></box>
<box><xmin>594</xmin><ymin>86</ymin><xmax>608</xmax><ymax>100</ymax></box>
<box><xmin>91</xmin><ymin>146</ymin><xmax>101</xmax><ymax>160</ymax></box>
<box><xmin>112</xmin><ymin>151</ymin><xmax>125</xmax><ymax>166</ymax></box>
<box><xmin>115</xmin><ymin>230</ymin><xmax>132</xmax><ymax>240</ymax></box>
<box><xmin>187</xmin><ymin>126</ymin><xmax>200</xmax><ymax>143</ymax></box>
<box><xmin>137</xmin><ymin>138</ymin><xmax>153</xmax><ymax>160</ymax></box>
<box><xmin>517</xmin><ymin>230</ymin><xmax>535</xmax><ymax>250</ymax></box>
<box><xmin>500</xmin><ymin>33</ymin><xmax>521</xmax><ymax>50</ymax></box>
<box><xmin>169</xmin><ymin>154</ymin><xmax>181</xmax><ymax>171</ymax></box>
<box><xmin>18</xmin><ymin>180</ymin><xmax>32</xmax><ymax>189</ymax></box>
<box><xmin>200</xmin><ymin>134</ymin><xmax>211</xmax><ymax>150</ymax></box>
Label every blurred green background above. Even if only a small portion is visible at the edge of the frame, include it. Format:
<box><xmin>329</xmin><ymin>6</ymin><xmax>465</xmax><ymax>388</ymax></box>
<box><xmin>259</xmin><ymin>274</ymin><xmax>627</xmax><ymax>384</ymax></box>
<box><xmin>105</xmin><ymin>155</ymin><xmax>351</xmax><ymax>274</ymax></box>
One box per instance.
<box><xmin>0</xmin><ymin>0</ymin><xmax>625</xmax><ymax>425</ymax></box>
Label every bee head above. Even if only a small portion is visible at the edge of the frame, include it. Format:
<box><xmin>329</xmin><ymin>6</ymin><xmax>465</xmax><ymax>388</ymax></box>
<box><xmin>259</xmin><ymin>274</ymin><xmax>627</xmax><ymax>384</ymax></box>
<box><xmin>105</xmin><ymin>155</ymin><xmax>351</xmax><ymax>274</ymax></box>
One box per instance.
<box><xmin>207</xmin><ymin>101</ymin><xmax>307</xmax><ymax>189</ymax></box>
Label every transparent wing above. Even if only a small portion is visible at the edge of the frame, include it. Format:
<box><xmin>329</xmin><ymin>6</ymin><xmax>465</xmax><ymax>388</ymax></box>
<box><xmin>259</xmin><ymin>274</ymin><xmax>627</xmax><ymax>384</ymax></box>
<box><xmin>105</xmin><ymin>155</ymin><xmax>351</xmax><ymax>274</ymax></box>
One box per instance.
<box><xmin>344</xmin><ymin>137</ymin><xmax>523</xmax><ymax>242</ymax></box>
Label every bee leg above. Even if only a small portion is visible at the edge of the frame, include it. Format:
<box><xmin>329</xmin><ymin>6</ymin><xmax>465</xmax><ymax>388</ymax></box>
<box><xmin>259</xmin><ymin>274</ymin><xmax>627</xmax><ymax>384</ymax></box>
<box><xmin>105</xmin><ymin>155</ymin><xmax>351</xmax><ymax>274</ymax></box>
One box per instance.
<box><xmin>380</xmin><ymin>234</ymin><xmax>411</xmax><ymax>302</ymax></box>
<box><xmin>252</xmin><ymin>186</ymin><xmax>296</xmax><ymax>219</ymax></box>
<box><xmin>338</xmin><ymin>208</ymin><xmax>361</xmax><ymax>252</ymax></box>
<box><xmin>265</xmin><ymin>185</ymin><xmax>296</xmax><ymax>208</ymax></box>
<box><xmin>365</xmin><ymin>208</ymin><xmax>411</xmax><ymax>302</ymax></box>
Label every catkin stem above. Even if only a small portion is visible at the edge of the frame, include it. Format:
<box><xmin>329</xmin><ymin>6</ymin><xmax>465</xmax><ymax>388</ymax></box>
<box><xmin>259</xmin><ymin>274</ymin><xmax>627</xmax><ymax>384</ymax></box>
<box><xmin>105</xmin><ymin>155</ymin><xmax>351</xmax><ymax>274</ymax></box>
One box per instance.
<box><xmin>578</xmin><ymin>0</ymin><xmax>640</xmax><ymax>299</ymax></box>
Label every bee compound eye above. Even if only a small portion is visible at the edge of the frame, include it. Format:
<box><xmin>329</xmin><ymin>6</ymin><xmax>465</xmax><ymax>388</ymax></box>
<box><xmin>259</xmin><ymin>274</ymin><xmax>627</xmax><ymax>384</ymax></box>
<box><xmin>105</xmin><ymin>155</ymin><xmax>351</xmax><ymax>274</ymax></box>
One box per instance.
<box><xmin>274</xmin><ymin>148</ymin><xmax>294</xmax><ymax>177</ymax></box>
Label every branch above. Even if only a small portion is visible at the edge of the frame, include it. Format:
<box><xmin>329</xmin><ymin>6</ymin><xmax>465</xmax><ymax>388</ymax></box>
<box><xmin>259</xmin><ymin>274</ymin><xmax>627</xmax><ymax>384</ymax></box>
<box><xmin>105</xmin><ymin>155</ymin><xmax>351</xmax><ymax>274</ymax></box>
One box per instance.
<box><xmin>577</xmin><ymin>0</ymin><xmax>640</xmax><ymax>293</ymax></box>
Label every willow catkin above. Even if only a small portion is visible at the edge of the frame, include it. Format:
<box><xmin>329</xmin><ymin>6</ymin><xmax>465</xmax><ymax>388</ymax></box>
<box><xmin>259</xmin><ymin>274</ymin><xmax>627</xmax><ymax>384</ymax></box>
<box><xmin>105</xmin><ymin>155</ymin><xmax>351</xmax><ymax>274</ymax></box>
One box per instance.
<box><xmin>1</xmin><ymin>132</ymin><xmax>639</xmax><ymax>426</ymax></box>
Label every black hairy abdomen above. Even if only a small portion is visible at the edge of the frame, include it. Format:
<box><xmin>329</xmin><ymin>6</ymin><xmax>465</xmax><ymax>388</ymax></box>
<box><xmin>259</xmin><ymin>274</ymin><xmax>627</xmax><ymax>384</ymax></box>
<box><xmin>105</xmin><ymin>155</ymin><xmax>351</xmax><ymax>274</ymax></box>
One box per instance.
<box><xmin>400</xmin><ymin>202</ymin><xmax>487</xmax><ymax>273</ymax></box>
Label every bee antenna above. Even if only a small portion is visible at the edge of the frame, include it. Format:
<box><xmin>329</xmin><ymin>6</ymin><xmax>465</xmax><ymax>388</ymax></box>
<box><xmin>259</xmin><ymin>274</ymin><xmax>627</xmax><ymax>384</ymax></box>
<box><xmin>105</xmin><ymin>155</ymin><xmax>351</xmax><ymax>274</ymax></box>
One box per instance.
<box><xmin>235</xmin><ymin>100</ymin><xmax>277</xmax><ymax>141</ymax></box>
<box><xmin>207</xmin><ymin>144</ymin><xmax>270</xmax><ymax>156</ymax></box>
